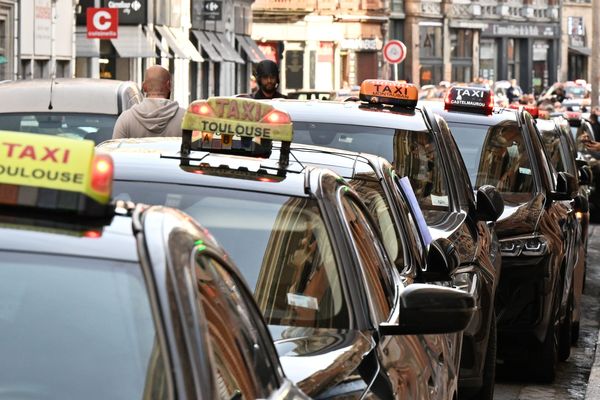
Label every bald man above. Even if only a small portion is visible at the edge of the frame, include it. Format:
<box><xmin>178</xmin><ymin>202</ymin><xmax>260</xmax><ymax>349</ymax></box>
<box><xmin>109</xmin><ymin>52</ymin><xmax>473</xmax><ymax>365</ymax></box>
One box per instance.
<box><xmin>112</xmin><ymin>65</ymin><xmax>186</xmax><ymax>139</ymax></box>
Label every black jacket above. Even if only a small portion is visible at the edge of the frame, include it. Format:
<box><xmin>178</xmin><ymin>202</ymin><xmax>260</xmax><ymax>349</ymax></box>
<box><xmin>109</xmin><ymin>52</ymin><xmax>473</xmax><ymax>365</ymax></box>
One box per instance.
<box><xmin>253</xmin><ymin>90</ymin><xmax>287</xmax><ymax>99</ymax></box>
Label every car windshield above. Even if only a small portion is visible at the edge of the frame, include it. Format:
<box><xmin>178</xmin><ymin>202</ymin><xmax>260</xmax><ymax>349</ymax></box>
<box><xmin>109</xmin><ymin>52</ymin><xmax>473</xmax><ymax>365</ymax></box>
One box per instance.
<box><xmin>0</xmin><ymin>113</ymin><xmax>117</xmax><ymax>145</ymax></box>
<box><xmin>292</xmin><ymin>121</ymin><xmax>450</xmax><ymax>214</ymax></box>
<box><xmin>447</xmin><ymin>120</ymin><xmax>535</xmax><ymax>203</ymax></box>
<box><xmin>566</xmin><ymin>86</ymin><xmax>587</xmax><ymax>99</ymax></box>
<box><xmin>114</xmin><ymin>182</ymin><xmax>349</xmax><ymax>329</ymax></box>
<box><xmin>0</xmin><ymin>252</ymin><xmax>167</xmax><ymax>400</ymax></box>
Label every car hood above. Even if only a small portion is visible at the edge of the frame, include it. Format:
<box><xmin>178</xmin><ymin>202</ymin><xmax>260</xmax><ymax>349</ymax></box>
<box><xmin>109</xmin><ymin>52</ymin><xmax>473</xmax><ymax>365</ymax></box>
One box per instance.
<box><xmin>269</xmin><ymin>326</ymin><xmax>374</xmax><ymax>397</ymax></box>
<box><xmin>495</xmin><ymin>193</ymin><xmax>544</xmax><ymax>238</ymax></box>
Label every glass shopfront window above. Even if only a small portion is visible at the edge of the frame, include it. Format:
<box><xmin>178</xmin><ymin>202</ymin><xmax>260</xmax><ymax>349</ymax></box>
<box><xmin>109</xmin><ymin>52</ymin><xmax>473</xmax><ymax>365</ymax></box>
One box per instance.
<box><xmin>451</xmin><ymin>29</ymin><xmax>473</xmax><ymax>83</ymax></box>
<box><xmin>479</xmin><ymin>39</ymin><xmax>497</xmax><ymax>82</ymax></box>
<box><xmin>507</xmin><ymin>38</ymin><xmax>520</xmax><ymax>81</ymax></box>
<box><xmin>419</xmin><ymin>24</ymin><xmax>442</xmax><ymax>85</ymax></box>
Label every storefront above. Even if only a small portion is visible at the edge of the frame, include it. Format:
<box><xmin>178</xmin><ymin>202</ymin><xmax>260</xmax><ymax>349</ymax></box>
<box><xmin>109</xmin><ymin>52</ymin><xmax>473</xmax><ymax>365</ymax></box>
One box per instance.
<box><xmin>480</xmin><ymin>22</ymin><xmax>559</xmax><ymax>94</ymax></box>
<box><xmin>20</xmin><ymin>0</ymin><xmax>74</xmax><ymax>79</ymax></box>
<box><xmin>0</xmin><ymin>0</ymin><xmax>16</xmax><ymax>80</ymax></box>
<box><xmin>566</xmin><ymin>16</ymin><xmax>589</xmax><ymax>81</ymax></box>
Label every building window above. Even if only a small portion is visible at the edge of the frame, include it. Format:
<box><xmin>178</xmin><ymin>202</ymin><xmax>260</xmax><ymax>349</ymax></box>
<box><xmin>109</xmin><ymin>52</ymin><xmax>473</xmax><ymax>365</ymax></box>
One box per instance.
<box><xmin>419</xmin><ymin>25</ymin><xmax>442</xmax><ymax>85</ymax></box>
<box><xmin>479</xmin><ymin>39</ymin><xmax>497</xmax><ymax>82</ymax></box>
<box><xmin>450</xmin><ymin>29</ymin><xmax>473</xmax><ymax>83</ymax></box>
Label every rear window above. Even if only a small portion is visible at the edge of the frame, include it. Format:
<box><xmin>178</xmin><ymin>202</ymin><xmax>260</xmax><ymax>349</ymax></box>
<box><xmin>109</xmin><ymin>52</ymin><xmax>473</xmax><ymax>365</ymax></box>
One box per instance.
<box><xmin>0</xmin><ymin>252</ymin><xmax>168</xmax><ymax>400</ymax></box>
<box><xmin>0</xmin><ymin>113</ymin><xmax>117</xmax><ymax>145</ymax></box>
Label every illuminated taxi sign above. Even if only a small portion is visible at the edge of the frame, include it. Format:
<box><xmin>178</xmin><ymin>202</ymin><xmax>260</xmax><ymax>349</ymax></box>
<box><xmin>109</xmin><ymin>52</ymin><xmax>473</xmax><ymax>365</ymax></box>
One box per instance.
<box><xmin>182</xmin><ymin>97</ymin><xmax>293</xmax><ymax>143</ymax></box>
<box><xmin>444</xmin><ymin>86</ymin><xmax>494</xmax><ymax>115</ymax></box>
<box><xmin>0</xmin><ymin>131</ymin><xmax>113</xmax><ymax>208</ymax></box>
<box><xmin>359</xmin><ymin>80</ymin><xmax>418</xmax><ymax>109</ymax></box>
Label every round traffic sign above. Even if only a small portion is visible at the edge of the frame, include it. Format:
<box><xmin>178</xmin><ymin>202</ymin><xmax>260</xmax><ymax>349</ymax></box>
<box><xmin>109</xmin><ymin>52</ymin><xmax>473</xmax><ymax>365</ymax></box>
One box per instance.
<box><xmin>383</xmin><ymin>40</ymin><xmax>407</xmax><ymax>64</ymax></box>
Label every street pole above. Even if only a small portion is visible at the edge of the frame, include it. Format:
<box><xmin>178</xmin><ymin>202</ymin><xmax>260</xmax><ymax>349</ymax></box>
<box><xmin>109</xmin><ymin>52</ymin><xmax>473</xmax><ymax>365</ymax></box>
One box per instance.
<box><xmin>50</xmin><ymin>0</ymin><xmax>56</xmax><ymax>79</ymax></box>
<box><xmin>592</xmin><ymin>0</ymin><xmax>600</xmax><ymax>107</ymax></box>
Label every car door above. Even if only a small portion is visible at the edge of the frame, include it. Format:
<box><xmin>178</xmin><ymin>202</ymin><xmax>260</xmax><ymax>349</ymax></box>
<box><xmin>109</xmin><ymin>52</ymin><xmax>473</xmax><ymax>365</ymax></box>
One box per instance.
<box><xmin>190</xmin><ymin>247</ymin><xmax>309</xmax><ymax>400</ymax></box>
<box><xmin>337</xmin><ymin>190</ymin><xmax>457</xmax><ymax>400</ymax></box>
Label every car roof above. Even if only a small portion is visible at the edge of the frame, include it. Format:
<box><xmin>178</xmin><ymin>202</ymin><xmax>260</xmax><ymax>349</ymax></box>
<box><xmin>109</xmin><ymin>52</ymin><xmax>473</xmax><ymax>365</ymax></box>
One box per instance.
<box><xmin>0</xmin><ymin>78</ymin><xmax>136</xmax><ymax>114</ymax></box>
<box><xmin>535</xmin><ymin>119</ymin><xmax>558</xmax><ymax>134</ymax></box>
<box><xmin>266</xmin><ymin>99</ymin><xmax>429</xmax><ymax>131</ymax></box>
<box><xmin>101</xmin><ymin>139</ymin><xmax>312</xmax><ymax>198</ymax></box>
<box><xmin>0</xmin><ymin>213</ymin><xmax>139</xmax><ymax>262</ymax></box>
<box><xmin>420</xmin><ymin>100</ymin><xmax>518</xmax><ymax>125</ymax></box>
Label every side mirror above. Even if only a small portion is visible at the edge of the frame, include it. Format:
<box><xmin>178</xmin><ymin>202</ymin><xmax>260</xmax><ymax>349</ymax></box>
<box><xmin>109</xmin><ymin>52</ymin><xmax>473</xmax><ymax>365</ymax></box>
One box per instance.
<box><xmin>421</xmin><ymin>238</ymin><xmax>459</xmax><ymax>282</ymax></box>
<box><xmin>574</xmin><ymin>194</ymin><xmax>589</xmax><ymax>213</ymax></box>
<box><xmin>550</xmin><ymin>171</ymin><xmax>578</xmax><ymax>201</ymax></box>
<box><xmin>379</xmin><ymin>284</ymin><xmax>475</xmax><ymax>335</ymax></box>
<box><xmin>579</xmin><ymin>164</ymin><xmax>592</xmax><ymax>186</ymax></box>
<box><xmin>476</xmin><ymin>185</ymin><xmax>504</xmax><ymax>222</ymax></box>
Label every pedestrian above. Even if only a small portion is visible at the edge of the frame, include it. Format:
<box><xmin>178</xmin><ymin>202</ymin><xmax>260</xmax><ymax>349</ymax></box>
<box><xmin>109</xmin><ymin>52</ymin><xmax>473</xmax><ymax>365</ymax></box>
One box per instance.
<box><xmin>112</xmin><ymin>65</ymin><xmax>186</xmax><ymax>139</ymax></box>
<box><xmin>506</xmin><ymin>79</ymin><xmax>522</xmax><ymax>104</ymax></box>
<box><xmin>252</xmin><ymin>60</ymin><xmax>287</xmax><ymax>100</ymax></box>
<box><xmin>588</xmin><ymin>106</ymin><xmax>600</xmax><ymax>141</ymax></box>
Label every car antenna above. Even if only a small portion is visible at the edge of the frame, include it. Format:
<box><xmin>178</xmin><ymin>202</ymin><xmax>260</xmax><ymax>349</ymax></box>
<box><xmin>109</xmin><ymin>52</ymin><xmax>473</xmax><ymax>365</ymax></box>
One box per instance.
<box><xmin>48</xmin><ymin>77</ymin><xmax>55</xmax><ymax>110</ymax></box>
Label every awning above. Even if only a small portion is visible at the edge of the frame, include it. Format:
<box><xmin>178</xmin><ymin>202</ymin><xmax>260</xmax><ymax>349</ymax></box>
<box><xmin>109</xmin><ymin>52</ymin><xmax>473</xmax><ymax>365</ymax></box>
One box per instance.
<box><xmin>191</xmin><ymin>30</ymin><xmax>223</xmax><ymax>62</ymax></box>
<box><xmin>110</xmin><ymin>26</ymin><xmax>156</xmax><ymax>58</ymax></box>
<box><xmin>569</xmin><ymin>46</ymin><xmax>591</xmax><ymax>57</ymax></box>
<box><xmin>75</xmin><ymin>26</ymin><xmax>100</xmax><ymax>58</ymax></box>
<box><xmin>211</xmin><ymin>32</ymin><xmax>244</xmax><ymax>64</ymax></box>
<box><xmin>236</xmin><ymin>34</ymin><xmax>266</xmax><ymax>63</ymax></box>
<box><xmin>144</xmin><ymin>26</ymin><xmax>172</xmax><ymax>58</ymax></box>
<box><xmin>156</xmin><ymin>26</ymin><xmax>204</xmax><ymax>62</ymax></box>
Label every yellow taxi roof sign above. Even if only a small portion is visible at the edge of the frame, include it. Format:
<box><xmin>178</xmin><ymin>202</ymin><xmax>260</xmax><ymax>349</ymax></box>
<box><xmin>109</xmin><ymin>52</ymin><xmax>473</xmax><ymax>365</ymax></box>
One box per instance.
<box><xmin>0</xmin><ymin>131</ymin><xmax>113</xmax><ymax>207</ymax></box>
<box><xmin>182</xmin><ymin>97</ymin><xmax>293</xmax><ymax>142</ymax></box>
<box><xmin>359</xmin><ymin>80</ymin><xmax>418</xmax><ymax>109</ymax></box>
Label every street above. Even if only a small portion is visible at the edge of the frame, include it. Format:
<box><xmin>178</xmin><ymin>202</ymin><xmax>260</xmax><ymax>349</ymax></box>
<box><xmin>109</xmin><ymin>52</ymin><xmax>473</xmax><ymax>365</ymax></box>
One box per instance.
<box><xmin>495</xmin><ymin>224</ymin><xmax>600</xmax><ymax>400</ymax></box>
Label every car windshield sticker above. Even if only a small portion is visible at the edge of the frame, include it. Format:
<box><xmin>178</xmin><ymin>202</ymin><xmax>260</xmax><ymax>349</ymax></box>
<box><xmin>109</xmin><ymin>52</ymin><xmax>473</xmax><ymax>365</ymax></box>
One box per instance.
<box><xmin>165</xmin><ymin>193</ymin><xmax>183</xmax><ymax>208</ymax></box>
<box><xmin>519</xmin><ymin>167</ymin><xmax>532</xmax><ymax>175</ymax></box>
<box><xmin>431</xmin><ymin>194</ymin><xmax>449</xmax><ymax>207</ymax></box>
<box><xmin>398</xmin><ymin>176</ymin><xmax>432</xmax><ymax>246</ymax></box>
<box><xmin>287</xmin><ymin>293</ymin><xmax>319</xmax><ymax>311</ymax></box>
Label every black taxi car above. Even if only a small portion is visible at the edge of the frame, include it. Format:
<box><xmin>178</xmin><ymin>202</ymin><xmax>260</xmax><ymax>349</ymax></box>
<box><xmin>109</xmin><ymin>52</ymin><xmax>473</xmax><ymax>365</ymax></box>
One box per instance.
<box><xmin>424</xmin><ymin>87</ymin><xmax>581</xmax><ymax>382</ymax></box>
<box><xmin>99</xmin><ymin>97</ymin><xmax>476</xmax><ymax>399</ymax></box>
<box><xmin>536</xmin><ymin>117</ymin><xmax>590</xmax><ymax>343</ymax></box>
<box><xmin>0</xmin><ymin>131</ymin><xmax>310</xmax><ymax>400</ymax></box>
<box><xmin>266</xmin><ymin>81</ymin><xmax>504</xmax><ymax>400</ymax></box>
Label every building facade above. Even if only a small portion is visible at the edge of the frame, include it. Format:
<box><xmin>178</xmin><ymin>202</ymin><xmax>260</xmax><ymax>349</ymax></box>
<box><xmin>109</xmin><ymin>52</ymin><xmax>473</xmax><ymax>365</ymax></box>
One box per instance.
<box><xmin>396</xmin><ymin>0</ymin><xmax>560</xmax><ymax>93</ymax></box>
<box><xmin>251</xmin><ymin>0</ymin><xmax>387</xmax><ymax>92</ymax></box>
<box><xmin>6</xmin><ymin>0</ymin><xmax>77</xmax><ymax>80</ymax></box>
<box><xmin>559</xmin><ymin>0</ymin><xmax>592</xmax><ymax>82</ymax></box>
<box><xmin>74</xmin><ymin>0</ymin><xmax>265</xmax><ymax>106</ymax></box>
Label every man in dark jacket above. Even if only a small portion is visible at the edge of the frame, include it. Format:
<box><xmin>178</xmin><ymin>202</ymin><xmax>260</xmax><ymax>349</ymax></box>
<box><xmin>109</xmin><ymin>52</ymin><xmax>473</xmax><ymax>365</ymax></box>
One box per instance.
<box><xmin>253</xmin><ymin>60</ymin><xmax>287</xmax><ymax>99</ymax></box>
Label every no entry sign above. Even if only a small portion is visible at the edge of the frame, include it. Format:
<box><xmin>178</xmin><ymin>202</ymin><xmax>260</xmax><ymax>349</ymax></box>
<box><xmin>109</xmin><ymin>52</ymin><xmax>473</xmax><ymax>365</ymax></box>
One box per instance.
<box><xmin>383</xmin><ymin>40</ymin><xmax>407</xmax><ymax>64</ymax></box>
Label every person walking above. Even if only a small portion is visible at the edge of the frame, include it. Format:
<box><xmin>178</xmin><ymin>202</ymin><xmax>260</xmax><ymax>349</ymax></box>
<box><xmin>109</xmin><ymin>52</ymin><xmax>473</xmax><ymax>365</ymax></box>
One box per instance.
<box><xmin>506</xmin><ymin>79</ymin><xmax>522</xmax><ymax>104</ymax></box>
<box><xmin>112</xmin><ymin>65</ymin><xmax>186</xmax><ymax>139</ymax></box>
<box><xmin>252</xmin><ymin>60</ymin><xmax>287</xmax><ymax>100</ymax></box>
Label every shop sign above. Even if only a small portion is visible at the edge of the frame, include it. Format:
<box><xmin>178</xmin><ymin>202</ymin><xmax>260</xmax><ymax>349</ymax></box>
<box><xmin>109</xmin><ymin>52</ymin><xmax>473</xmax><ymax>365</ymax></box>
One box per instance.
<box><xmin>102</xmin><ymin>0</ymin><xmax>146</xmax><ymax>25</ymax></box>
<box><xmin>34</xmin><ymin>0</ymin><xmax>51</xmax><ymax>53</ymax></box>
<box><xmin>570</xmin><ymin>35</ymin><xmax>585</xmax><ymax>48</ymax></box>
<box><xmin>341</xmin><ymin>38</ymin><xmax>382</xmax><ymax>51</ymax></box>
<box><xmin>87</xmin><ymin>8</ymin><xmax>118</xmax><ymax>39</ymax></box>
<box><xmin>203</xmin><ymin>0</ymin><xmax>222</xmax><ymax>20</ymax></box>
<box><xmin>482</xmin><ymin>23</ymin><xmax>558</xmax><ymax>38</ymax></box>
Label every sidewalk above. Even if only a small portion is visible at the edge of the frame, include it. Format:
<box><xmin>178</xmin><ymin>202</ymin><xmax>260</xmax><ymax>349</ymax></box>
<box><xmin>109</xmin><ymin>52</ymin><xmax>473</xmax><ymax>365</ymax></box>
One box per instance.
<box><xmin>586</xmin><ymin>330</ymin><xmax>600</xmax><ymax>399</ymax></box>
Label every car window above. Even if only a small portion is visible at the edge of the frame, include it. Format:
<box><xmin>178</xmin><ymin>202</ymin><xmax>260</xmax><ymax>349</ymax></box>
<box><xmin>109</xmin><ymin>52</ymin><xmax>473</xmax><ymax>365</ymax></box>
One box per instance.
<box><xmin>194</xmin><ymin>252</ymin><xmax>280</xmax><ymax>399</ymax></box>
<box><xmin>114</xmin><ymin>183</ymin><xmax>350</xmax><ymax>330</ymax></box>
<box><xmin>340</xmin><ymin>193</ymin><xmax>395</xmax><ymax>324</ymax></box>
<box><xmin>540</xmin><ymin>129</ymin><xmax>566</xmax><ymax>173</ymax></box>
<box><xmin>448</xmin><ymin>120</ymin><xmax>535</xmax><ymax>204</ymax></box>
<box><xmin>393</xmin><ymin>128</ymin><xmax>450</xmax><ymax>214</ymax></box>
<box><xmin>0</xmin><ymin>252</ymin><xmax>168</xmax><ymax>400</ymax></box>
<box><xmin>0</xmin><ymin>113</ymin><xmax>117</xmax><ymax>145</ymax></box>
<box><xmin>350</xmin><ymin>175</ymin><xmax>406</xmax><ymax>272</ymax></box>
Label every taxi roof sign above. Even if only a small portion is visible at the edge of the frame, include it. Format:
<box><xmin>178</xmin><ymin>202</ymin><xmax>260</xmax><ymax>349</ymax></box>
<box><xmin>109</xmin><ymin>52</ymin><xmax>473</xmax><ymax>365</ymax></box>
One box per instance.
<box><xmin>180</xmin><ymin>97</ymin><xmax>294</xmax><ymax>167</ymax></box>
<box><xmin>359</xmin><ymin>80</ymin><xmax>418</xmax><ymax>109</ymax></box>
<box><xmin>182</xmin><ymin>97</ymin><xmax>293</xmax><ymax>143</ymax></box>
<box><xmin>0</xmin><ymin>131</ymin><xmax>113</xmax><ymax>214</ymax></box>
<box><xmin>444</xmin><ymin>86</ymin><xmax>494</xmax><ymax>115</ymax></box>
